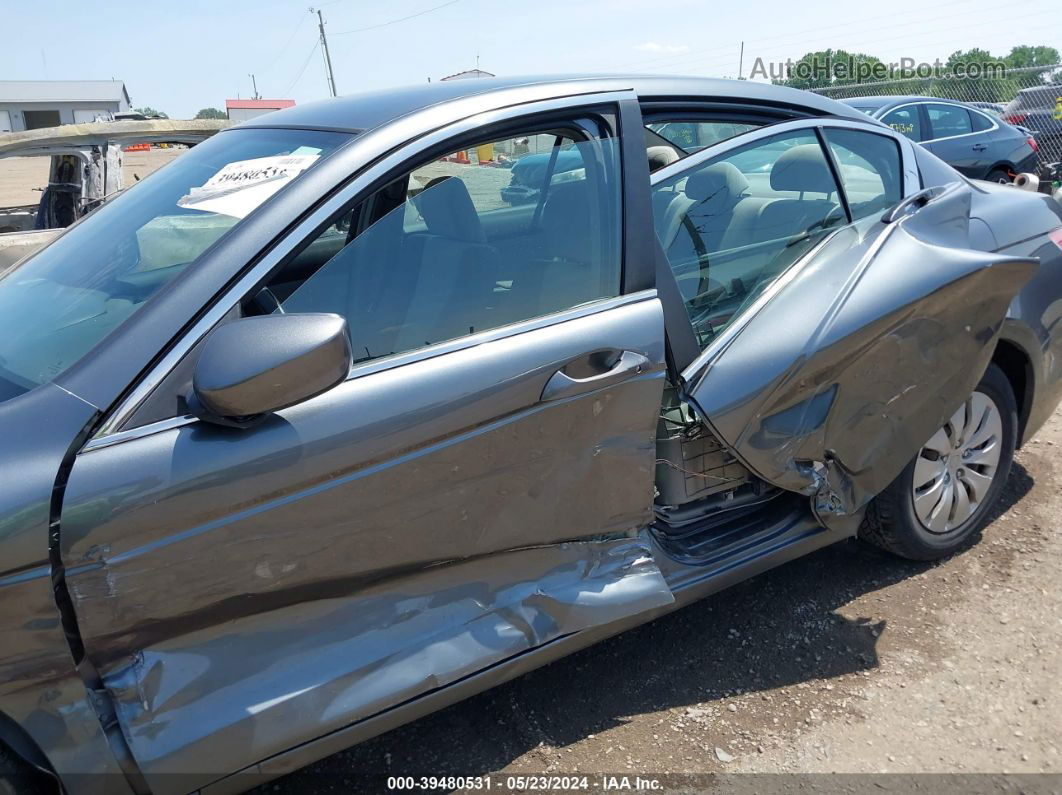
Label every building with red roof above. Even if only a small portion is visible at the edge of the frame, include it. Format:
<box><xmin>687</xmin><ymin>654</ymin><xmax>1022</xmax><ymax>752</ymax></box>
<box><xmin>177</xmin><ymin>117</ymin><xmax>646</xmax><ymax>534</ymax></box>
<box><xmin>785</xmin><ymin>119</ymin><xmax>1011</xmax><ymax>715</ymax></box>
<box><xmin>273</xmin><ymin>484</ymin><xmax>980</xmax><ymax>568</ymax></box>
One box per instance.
<box><xmin>224</xmin><ymin>99</ymin><xmax>296</xmax><ymax>123</ymax></box>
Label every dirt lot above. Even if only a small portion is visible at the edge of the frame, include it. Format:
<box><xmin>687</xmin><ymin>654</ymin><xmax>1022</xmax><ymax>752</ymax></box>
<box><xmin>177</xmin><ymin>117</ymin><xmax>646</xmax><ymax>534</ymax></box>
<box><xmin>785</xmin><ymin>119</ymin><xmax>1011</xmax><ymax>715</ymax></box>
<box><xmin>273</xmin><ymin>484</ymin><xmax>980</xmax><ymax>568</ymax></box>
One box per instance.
<box><xmin>0</xmin><ymin>148</ymin><xmax>181</xmax><ymax>207</ymax></box>
<box><xmin>263</xmin><ymin>405</ymin><xmax>1061</xmax><ymax>792</ymax></box>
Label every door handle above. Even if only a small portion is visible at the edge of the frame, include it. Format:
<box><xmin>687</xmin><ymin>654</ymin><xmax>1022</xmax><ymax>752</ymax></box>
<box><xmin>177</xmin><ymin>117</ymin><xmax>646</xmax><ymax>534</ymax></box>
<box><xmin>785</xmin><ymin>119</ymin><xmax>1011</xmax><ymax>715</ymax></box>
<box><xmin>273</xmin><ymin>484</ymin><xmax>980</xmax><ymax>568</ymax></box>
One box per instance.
<box><xmin>540</xmin><ymin>350</ymin><xmax>651</xmax><ymax>402</ymax></box>
<box><xmin>972</xmin><ymin>143</ymin><xmax>987</xmax><ymax>151</ymax></box>
<box><xmin>883</xmin><ymin>184</ymin><xmax>950</xmax><ymax>223</ymax></box>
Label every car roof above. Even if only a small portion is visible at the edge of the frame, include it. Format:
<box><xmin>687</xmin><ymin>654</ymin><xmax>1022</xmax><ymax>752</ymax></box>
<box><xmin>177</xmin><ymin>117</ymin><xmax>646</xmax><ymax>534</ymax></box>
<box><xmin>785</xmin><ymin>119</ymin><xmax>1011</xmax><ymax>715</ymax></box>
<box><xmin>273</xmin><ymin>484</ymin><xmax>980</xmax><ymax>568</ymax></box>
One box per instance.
<box><xmin>1017</xmin><ymin>82</ymin><xmax>1062</xmax><ymax>94</ymax></box>
<box><xmin>839</xmin><ymin>95</ymin><xmax>970</xmax><ymax>111</ymax></box>
<box><xmin>236</xmin><ymin>74</ymin><xmax>869</xmax><ymax>134</ymax></box>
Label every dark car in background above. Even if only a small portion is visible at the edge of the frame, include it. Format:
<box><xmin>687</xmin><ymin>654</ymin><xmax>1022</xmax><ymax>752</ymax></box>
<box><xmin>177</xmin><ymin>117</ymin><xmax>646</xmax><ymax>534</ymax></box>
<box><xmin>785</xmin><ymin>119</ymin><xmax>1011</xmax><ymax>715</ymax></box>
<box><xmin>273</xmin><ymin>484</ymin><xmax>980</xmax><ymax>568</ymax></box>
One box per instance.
<box><xmin>843</xmin><ymin>95</ymin><xmax>1039</xmax><ymax>182</ymax></box>
<box><xmin>1003</xmin><ymin>83</ymin><xmax>1062</xmax><ymax>164</ymax></box>
<box><xmin>500</xmin><ymin>144</ymin><xmax>584</xmax><ymax>204</ymax></box>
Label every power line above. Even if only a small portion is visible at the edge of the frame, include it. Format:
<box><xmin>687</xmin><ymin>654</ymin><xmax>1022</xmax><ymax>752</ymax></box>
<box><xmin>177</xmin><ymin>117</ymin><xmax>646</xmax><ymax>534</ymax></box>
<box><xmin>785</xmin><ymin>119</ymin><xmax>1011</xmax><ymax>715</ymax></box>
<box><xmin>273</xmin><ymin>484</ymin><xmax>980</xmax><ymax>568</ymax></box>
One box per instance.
<box><xmin>332</xmin><ymin>0</ymin><xmax>462</xmax><ymax>35</ymax></box>
<box><xmin>603</xmin><ymin>0</ymin><xmax>1046</xmax><ymax>73</ymax></box>
<box><xmin>283</xmin><ymin>41</ymin><xmax>320</xmax><ymax>96</ymax></box>
<box><xmin>611</xmin><ymin>10</ymin><xmax>1062</xmax><ymax>76</ymax></box>
<box><xmin>258</xmin><ymin>13</ymin><xmax>309</xmax><ymax>79</ymax></box>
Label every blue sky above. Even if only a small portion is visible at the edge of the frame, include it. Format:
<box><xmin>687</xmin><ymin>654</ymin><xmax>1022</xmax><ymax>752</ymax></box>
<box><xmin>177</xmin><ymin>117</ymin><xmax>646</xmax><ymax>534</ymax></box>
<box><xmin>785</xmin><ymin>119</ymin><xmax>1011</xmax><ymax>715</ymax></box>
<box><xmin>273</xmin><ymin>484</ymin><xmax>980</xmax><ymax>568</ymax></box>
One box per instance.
<box><xmin>3</xmin><ymin>0</ymin><xmax>1060</xmax><ymax>118</ymax></box>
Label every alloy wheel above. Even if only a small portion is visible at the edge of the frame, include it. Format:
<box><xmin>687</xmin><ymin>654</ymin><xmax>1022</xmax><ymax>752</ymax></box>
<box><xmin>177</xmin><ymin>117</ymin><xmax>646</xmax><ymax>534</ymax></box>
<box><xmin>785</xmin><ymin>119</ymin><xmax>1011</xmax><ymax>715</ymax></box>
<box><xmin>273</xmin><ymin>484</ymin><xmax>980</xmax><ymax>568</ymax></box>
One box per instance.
<box><xmin>911</xmin><ymin>391</ymin><xmax>1003</xmax><ymax>533</ymax></box>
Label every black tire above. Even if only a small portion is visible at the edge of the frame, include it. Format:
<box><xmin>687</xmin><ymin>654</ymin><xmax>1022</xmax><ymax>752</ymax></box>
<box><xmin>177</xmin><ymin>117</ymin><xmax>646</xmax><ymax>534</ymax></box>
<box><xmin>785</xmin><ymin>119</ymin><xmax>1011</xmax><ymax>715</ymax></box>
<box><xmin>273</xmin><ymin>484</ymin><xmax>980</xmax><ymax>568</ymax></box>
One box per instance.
<box><xmin>0</xmin><ymin>744</ymin><xmax>52</xmax><ymax>795</ymax></box>
<box><xmin>985</xmin><ymin>167</ymin><xmax>1012</xmax><ymax>184</ymax></box>
<box><xmin>859</xmin><ymin>363</ymin><xmax>1017</xmax><ymax>561</ymax></box>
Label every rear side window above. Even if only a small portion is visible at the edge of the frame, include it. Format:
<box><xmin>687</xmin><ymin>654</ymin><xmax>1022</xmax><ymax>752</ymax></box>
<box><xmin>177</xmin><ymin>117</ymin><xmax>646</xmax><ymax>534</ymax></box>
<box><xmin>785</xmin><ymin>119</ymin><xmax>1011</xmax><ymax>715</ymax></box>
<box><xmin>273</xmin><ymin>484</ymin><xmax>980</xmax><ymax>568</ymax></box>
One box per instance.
<box><xmin>881</xmin><ymin>106</ymin><xmax>923</xmax><ymax>141</ymax></box>
<box><xmin>926</xmin><ymin>104</ymin><xmax>973</xmax><ymax>139</ymax></box>
<box><xmin>648</xmin><ymin>121</ymin><xmax>760</xmax><ymax>153</ymax></box>
<box><xmin>652</xmin><ymin>130</ymin><xmax>844</xmax><ymax>348</ymax></box>
<box><xmin>969</xmin><ymin>110</ymin><xmax>994</xmax><ymax>132</ymax></box>
<box><xmin>252</xmin><ymin>125</ymin><xmax>622</xmax><ymax>363</ymax></box>
<box><xmin>822</xmin><ymin>128</ymin><xmax>903</xmax><ymax>220</ymax></box>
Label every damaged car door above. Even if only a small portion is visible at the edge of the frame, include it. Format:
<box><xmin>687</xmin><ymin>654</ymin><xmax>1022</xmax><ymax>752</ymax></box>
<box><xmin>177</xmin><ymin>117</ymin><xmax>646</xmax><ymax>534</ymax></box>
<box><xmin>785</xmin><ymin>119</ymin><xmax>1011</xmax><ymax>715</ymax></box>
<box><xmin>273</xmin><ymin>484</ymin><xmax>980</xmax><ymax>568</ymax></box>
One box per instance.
<box><xmin>653</xmin><ymin>119</ymin><xmax>1038</xmax><ymax>526</ymax></box>
<box><xmin>56</xmin><ymin>99</ymin><xmax>673</xmax><ymax>790</ymax></box>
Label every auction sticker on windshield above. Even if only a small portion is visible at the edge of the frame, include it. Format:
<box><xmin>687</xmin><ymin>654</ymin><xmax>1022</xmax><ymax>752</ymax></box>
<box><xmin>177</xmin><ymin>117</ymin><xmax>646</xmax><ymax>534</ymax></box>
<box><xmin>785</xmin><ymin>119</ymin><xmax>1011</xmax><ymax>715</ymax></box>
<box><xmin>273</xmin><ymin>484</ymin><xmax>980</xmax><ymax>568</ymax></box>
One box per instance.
<box><xmin>178</xmin><ymin>153</ymin><xmax>319</xmax><ymax>218</ymax></box>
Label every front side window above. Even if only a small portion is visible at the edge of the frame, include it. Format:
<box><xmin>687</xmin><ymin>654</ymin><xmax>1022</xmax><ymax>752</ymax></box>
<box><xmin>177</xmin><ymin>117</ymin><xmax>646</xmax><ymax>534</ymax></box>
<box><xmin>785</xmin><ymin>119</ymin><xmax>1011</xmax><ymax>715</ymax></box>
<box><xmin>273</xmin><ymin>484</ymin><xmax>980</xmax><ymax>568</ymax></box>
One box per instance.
<box><xmin>882</xmin><ymin>106</ymin><xmax>923</xmax><ymax>141</ymax></box>
<box><xmin>653</xmin><ymin>129</ymin><xmax>844</xmax><ymax>349</ymax></box>
<box><xmin>925</xmin><ymin>104</ymin><xmax>973</xmax><ymax>139</ymax></box>
<box><xmin>254</xmin><ymin>125</ymin><xmax>621</xmax><ymax>363</ymax></box>
<box><xmin>822</xmin><ymin>128</ymin><xmax>903</xmax><ymax>220</ymax></box>
<box><xmin>0</xmin><ymin>128</ymin><xmax>350</xmax><ymax>401</ymax></box>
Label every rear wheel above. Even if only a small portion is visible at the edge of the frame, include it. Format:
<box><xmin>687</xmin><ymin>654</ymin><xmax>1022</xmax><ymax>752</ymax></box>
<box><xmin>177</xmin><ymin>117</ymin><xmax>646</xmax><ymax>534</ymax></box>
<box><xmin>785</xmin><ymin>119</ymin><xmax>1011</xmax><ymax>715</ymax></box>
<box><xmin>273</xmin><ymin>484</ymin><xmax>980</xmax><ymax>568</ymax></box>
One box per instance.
<box><xmin>986</xmin><ymin>167</ymin><xmax>1012</xmax><ymax>184</ymax></box>
<box><xmin>859</xmin><ymin>363</ymin><xmax>1016</xmax><ymax>560</ymax></box>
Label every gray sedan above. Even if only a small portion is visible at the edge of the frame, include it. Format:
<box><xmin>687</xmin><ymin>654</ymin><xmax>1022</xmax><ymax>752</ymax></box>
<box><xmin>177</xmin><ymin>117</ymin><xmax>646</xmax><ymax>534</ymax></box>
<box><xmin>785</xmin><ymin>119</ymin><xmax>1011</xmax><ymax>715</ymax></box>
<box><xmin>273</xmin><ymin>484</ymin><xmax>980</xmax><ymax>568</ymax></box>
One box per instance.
<box><xmin>841</xmin><ymin>95</ymin><xmax>1040</xmax><ymax>182</ymax></box>
<box><xmin>1</xmin><ymin>75</ymin><xmax>1061</xmax><ymax>795</ymax></box>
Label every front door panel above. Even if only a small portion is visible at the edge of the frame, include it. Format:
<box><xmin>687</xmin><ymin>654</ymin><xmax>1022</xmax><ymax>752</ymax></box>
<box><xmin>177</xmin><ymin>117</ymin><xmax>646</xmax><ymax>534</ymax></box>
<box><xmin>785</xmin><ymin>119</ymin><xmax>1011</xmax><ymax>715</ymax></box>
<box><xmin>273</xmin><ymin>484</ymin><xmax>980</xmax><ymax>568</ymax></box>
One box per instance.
<box><xmin>60</xmin><ymin>297</ymin><xmax>670</xmax><ymax>789</ymax></box>
<box><xmin>685</xmin><ymin>182</ymin><xmax>1037</xmax><ymax>523</ymax></box>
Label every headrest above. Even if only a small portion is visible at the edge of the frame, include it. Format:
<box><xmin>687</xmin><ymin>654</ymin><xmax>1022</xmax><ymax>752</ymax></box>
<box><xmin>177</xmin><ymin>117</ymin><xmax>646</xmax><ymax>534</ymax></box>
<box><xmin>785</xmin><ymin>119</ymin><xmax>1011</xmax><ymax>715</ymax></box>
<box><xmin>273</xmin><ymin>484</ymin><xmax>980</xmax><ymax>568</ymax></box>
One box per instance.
<box><xmin>647</xmin><ymin>146</ymin><xmax>680</xmax><ymax>172</ymax></box>
<box><xmin>414</xmin><ymin>176</ymin><xmax>486</xmax><ymax>243</ymax></box>
<box><xmin>541</xmin><ymin>181</ymin><xmax>592</xmax><ymax>264</ymax></box>
<box><xmin>769</xmin><ymin>144</ymin><xmax>836</xmax><ymax>194</ymax></box>
<box><xmin>684</xmin><ymin>162</ymin><xmax>750</xmax><ymax>207</ymax></box>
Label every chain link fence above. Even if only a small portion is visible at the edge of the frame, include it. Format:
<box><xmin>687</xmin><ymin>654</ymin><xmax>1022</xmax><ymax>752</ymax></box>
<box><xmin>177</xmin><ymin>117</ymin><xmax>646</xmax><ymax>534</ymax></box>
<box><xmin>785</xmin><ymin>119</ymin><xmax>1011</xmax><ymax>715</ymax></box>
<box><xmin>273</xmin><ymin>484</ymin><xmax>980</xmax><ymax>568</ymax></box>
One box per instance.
<box><xmin>809</xmin><ymin>64</ymin><xmax>1062</xmax><ymax>176</ymax></box>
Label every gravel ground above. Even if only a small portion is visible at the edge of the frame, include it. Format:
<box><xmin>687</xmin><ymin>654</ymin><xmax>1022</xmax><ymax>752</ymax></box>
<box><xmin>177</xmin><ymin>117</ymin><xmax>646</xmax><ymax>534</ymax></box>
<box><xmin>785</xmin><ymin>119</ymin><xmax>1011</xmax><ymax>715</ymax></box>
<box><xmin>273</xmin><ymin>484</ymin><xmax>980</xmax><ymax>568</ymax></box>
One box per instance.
<box><xmin>262</xmin><ymin>406</ymin><xmax>1061</xmax><ymax>792</ymax></box>
<box><xmin>0</xmin><ymin>148</ymin><xmax>181</xmax><ymax>207</ymax></box>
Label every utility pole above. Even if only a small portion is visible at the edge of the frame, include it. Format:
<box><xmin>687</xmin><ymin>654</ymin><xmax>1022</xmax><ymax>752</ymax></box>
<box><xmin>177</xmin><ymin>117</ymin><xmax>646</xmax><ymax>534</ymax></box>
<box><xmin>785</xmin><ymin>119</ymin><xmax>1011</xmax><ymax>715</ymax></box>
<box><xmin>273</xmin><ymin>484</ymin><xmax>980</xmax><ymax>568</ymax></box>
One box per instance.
<box><xmin>248</xmin><ymin>73</ymin><xmax>260</xmax><ymax>99</ymax></box>
<box><xmin>738</xmin><ymin>41</ymin><xmax>745</xmax><ymax>80</ymax></box>
<box><xmin>311</xmin><ymin>7</ymin><xmax>338</xmax><ymax>97</ymax></box>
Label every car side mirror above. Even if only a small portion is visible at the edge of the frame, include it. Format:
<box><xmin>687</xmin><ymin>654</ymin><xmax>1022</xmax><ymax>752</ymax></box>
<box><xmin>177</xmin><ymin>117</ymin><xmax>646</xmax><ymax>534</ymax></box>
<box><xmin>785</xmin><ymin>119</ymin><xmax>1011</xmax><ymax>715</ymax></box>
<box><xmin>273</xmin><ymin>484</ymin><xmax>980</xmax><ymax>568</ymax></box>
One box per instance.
<box><xmin>189</xmin><ymin>313</ymin><xmax>352</xmax><ymax>427</ymax></box>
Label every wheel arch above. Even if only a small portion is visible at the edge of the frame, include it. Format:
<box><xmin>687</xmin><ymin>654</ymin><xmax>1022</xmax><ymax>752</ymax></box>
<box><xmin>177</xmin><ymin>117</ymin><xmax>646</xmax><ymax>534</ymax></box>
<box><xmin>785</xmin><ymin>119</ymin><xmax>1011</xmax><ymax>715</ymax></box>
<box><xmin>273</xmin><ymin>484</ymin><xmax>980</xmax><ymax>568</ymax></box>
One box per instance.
<box><xmin>983</xmin><ymin>161</ymin><xmax>1015</xmax><ymax>179</ymax></box>
<box><xmin>0</xmin><ymin>709</ymin><xmax>55</xmax><ymax>780</ymax></box>
<box><xmin>991</xmin><ymin>337</ymin><xmax>1034</xmax><ymax>446</ymax></box>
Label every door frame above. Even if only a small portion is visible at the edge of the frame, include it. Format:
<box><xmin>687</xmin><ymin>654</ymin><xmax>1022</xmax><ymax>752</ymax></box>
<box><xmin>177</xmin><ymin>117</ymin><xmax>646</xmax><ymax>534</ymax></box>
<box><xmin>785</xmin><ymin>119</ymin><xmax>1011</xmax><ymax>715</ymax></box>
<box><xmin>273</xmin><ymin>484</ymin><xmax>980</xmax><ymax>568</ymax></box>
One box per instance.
<box><xmin>646</xmin><ymin>115</ymin><xmax>922</xmax><ymax>381</ymax></box>
<box><xmin>89</xmin><ymin>89</ymin><xmax>652</xmax><ymax>448</ymax></box>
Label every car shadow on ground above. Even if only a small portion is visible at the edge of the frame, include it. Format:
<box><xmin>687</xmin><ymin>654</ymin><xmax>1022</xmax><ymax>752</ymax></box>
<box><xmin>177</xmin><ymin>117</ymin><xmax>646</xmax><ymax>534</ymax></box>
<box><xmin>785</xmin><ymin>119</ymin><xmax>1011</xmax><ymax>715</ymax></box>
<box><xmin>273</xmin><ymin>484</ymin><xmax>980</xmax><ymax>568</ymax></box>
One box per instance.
<box><xmin>260</xmin><ymin>463</ymin><xmax>1035</xmax><ymax>793</ymax></box>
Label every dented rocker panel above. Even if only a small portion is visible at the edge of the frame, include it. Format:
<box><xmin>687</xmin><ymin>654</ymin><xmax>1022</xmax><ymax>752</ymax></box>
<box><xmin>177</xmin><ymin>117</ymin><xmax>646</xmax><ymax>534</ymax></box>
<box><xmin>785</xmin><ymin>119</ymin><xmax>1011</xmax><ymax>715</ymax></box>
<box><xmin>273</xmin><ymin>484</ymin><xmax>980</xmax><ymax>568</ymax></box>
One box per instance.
<box><xmin>58</xmin><ymin>296</ymin><xmax>668</xmax><ymax>792</ymax></box>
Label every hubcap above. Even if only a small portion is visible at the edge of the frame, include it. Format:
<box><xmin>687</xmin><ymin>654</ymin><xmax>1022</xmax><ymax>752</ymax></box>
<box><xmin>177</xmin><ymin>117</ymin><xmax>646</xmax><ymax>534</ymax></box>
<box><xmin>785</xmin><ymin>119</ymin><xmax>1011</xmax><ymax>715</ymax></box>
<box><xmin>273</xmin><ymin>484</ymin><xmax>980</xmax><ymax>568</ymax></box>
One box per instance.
<box><xmin>911</xmin><ymin>391</ymin><xmax>1003</xmax><ymax>534</ymax></box>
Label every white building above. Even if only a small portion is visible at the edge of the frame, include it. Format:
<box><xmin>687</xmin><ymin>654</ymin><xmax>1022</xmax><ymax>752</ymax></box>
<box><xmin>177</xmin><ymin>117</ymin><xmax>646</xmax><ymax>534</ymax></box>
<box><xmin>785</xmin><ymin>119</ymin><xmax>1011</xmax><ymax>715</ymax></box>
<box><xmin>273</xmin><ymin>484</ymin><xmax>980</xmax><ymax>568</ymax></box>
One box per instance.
<box><xmin>0</xmin><ymin>80</ymin><xmax>131</xmax><ymax>132</ymax></box>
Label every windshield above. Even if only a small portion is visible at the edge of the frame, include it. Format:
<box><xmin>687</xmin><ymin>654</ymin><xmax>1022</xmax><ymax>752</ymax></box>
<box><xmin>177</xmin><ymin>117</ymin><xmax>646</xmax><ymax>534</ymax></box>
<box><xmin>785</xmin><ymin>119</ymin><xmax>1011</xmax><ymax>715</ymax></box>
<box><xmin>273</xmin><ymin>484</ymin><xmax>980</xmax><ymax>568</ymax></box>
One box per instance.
<box><xmin>0</xmin><ymin>127</ymin><xmax>349</xmax><ymax>401</ymax></box>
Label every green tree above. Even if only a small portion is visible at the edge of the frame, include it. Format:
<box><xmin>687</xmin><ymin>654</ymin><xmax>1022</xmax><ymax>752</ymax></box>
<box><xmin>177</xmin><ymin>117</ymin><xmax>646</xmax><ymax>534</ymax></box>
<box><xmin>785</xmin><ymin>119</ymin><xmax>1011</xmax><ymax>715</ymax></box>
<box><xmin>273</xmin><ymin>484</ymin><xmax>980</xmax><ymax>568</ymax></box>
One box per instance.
<box><xmin>1004</xmin><ymin>45</ymin><xmax>1062</xmax><ymax>86</ymax></box>
<box><xmin>935</xmin><ymin>48</ymin><xmax>1015</xmax><ymax>103</ymax></box>
<box><xmin>771</xmin><ymin>49</ymin><xmax>884</xmax><ymax>89</ymax></box>
<box><xmin>1004</xmin><ymin>45</ymin><xmax>1061</xmax><ymax>68</ymax></box>
<box><xmin>133</xmin><ymin>107</ymin><xmax>169</xmax><ymax>119</ymax></box>
<box><xmin>194</xmin><ymin>107</ymin><xmax>227</xmax><ymax>120</ymax></box>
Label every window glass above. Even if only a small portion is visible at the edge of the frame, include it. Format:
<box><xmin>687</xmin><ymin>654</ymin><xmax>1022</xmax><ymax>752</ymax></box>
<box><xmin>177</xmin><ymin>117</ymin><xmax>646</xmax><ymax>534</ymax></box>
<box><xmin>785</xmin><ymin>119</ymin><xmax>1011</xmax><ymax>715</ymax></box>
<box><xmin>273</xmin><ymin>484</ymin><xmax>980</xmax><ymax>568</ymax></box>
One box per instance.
<box><xmin>969</xmin><ymin>110</ymin><xmax>994</xmax><ymax>132</ymax></box>
<box><xmin>926</xmin><ymin>104</ymin><xmax>973</xmax><ymax>139</ymax></box>
<box><xmin>259</xmin><ymin>129</ymin><xmax>621</xmax><ymax>363</ymax></box>
<box><xmin>822</xmin><ymin>128</ymin><xmax>903</xmax><ymax>220</ymax></box>
<box><xmin>653</xmin><ymin>130</ymin><xmax>844</xmax><ymax>349</ymax></box>
<box><xmin>647</xmin><ymin>121</ymin><xmax>759</xmax><ymax>154</ymax></box>
<box><xmin>881</xmin><ymin>106</ymin><xmax>923</xmax><ymax>141</ymax></box>
<box><xmin>0</xmin><ymin>127</ymin><xmax>349</xmax><ymax>401</ymax></box>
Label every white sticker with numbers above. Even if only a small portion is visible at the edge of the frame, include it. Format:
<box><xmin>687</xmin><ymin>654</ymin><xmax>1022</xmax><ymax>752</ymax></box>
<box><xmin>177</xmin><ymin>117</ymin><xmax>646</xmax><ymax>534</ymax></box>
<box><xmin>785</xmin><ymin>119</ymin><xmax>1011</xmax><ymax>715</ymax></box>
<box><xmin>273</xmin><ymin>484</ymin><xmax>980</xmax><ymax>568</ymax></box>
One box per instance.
<box><xmin>178</xmin><ymin>154</ymin><xmax>319</xmax><ymax>219</ymax></box>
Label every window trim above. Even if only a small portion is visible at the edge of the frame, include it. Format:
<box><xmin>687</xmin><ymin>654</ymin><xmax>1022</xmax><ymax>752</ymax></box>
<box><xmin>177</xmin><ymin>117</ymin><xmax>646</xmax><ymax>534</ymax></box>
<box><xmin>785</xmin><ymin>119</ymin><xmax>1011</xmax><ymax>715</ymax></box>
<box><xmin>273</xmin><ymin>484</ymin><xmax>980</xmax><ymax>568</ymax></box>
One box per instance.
<box><xmin>816</xmin><ymin>125</ymin><xmax>906</xmax><ymax>222</ymax></box>
<box><xmin>90</xmin><ymin>90</ymin><xmax>640</xmax><ymax>446</ymax></box>
<box><xmin>650</xmin><ymin>116</ymin><xmax>920</xmax><ymax>198</ymax></box>
<box><xmin>882</xmin><ymin>101</ymin><xmax>999</xmax><ymax>144</ymax></box>
<box><xmin>650</xmin><ymin>117</ymin><xmax>919</xmax><ymax>378</ymax></box>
